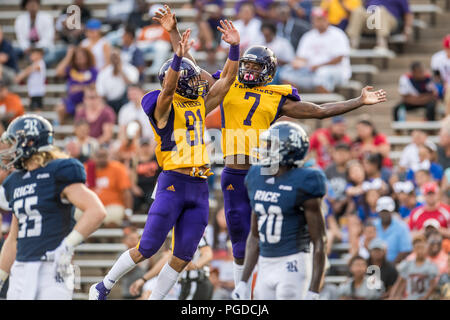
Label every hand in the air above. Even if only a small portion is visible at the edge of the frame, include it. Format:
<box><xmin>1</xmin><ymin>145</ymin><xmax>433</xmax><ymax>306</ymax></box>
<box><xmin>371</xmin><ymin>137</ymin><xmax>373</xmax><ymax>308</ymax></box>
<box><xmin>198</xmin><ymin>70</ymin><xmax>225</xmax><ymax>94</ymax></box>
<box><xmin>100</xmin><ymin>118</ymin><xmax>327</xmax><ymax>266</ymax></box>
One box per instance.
<box><xmin>217</xmin><ymin>20</ymin><xmax>240</xmax><ymax>46</ymax></box>
<box><xmin>152</xmin><ymin>5</ymin><xmax>177</xmax><ymax>32</ymax></box>
<box><xmin>176</xmin><ymin>29</ymin><xmax>194</xmax><ymax>58</ymax></box>
<box><xmin>360</xmin><ymin>86</ymin><xmax>387</xmax><ymax>105</ymax></box>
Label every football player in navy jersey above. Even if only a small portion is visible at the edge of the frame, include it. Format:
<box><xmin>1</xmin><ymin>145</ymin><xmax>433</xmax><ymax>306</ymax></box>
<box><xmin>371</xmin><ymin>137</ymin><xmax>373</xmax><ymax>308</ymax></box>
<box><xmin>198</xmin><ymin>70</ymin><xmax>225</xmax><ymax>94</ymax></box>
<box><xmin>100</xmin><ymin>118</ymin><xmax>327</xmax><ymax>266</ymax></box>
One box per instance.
<box><xmin>0</xmin><ymin>114</ymin><xmax>106</xmax><ymax>300</ymax></box>
<box><xmin>231</xmin><ymin>121</ymin><xmax>327</xmax><ymax>300</ymax></box>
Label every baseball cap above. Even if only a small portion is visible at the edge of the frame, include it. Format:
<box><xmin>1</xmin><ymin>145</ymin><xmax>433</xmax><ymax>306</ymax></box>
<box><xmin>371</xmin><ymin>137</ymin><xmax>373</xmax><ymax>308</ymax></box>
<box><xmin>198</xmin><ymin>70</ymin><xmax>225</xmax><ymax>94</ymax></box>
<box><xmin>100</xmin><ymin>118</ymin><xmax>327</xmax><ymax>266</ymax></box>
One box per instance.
<box><xmin>86</xmin><ymin>19</ymin><xmax>102</xmax><ymax>30</ymax></box>
<box><xmin>443</xmin><ymin>34</ymin><xmax>450</xmax><ymax>49</ymax></box>
<box><xmin>331</xmin><ymin>116</ymin><xmax>345</xmax><ymax>124</ymax></box>
<box><xmin>368</xmin><ymin>238</ymin><xmax>387</xmax><ymax>251</ymax></box>
<box><xmin>421</xmin><ymin>182</ymin><xmax>439</xmax><ymax>195</ymax></box>
<box><xmin>393</xmin><ymin>181</ymin><xmax>415</xmax><ymax>194</ymax></box>
<box><xmin>376</xmin><ymin>196</ymin><xmax>395</xmax><ymax>213</ymax></box>
<box><xmin>311</xmin><ymin>7</ymin><xmax>328</xmax><ymax>18</ymax></box>
<box><xmin>423</xmin><ymin>219</ymin><xmax>440</xmax><ymax>230</ymax></box>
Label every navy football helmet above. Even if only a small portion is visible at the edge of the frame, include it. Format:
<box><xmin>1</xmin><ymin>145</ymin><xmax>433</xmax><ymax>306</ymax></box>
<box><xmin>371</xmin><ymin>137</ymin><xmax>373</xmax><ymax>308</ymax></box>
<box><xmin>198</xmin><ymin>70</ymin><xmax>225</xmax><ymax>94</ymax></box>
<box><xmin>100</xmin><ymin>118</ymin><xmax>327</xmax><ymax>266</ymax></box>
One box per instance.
<box><xmin>0</xmin><ymin>114</ymin><xmax>54</xmax><ymax>170</ymax></box>
<box><xmin>158</xmin><ymin>57</ymin><xmax>209</xmax><ymax>99</ymax></box>
<box><xmin>239</xmin><ymin>45</ymin><xmax>277</xmax><ymax>88</ymax></box>
<box><xmin>256</xmin><ymin>121</ymin><xmax>309</xmax><ymax>167</ymax></box>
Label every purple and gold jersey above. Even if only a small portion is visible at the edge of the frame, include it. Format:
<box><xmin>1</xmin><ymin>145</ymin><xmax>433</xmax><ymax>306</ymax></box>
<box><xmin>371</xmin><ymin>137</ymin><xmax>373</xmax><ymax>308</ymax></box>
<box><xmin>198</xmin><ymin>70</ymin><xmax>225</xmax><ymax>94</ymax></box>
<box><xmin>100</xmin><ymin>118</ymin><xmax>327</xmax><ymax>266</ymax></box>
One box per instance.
<box><xmin>141</xmin><ymin>90</ymin><xmax>209</xmax><ymax>171</ymax></box>
<box><xmin>213</xmin><ymin>72</ymin><xmax>301</xmax><ymax>158</ymax></box>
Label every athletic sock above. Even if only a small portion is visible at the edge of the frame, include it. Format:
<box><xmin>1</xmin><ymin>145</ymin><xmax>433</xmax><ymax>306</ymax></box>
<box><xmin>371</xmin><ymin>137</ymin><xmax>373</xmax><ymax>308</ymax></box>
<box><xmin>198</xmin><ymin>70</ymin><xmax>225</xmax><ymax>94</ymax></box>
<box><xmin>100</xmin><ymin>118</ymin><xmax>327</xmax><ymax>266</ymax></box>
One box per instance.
<box><xmin>149</xmin><ymin>263</ymin><xmax>180</xmax><ymax>300</ymax></box>
<box><xmin>102</xmin><ymin>250</ymin><xmax>137</xmax><ymax>290</ymax></box>
<box><xmin>233</xmin><ymin>261</ymin><xmax>245</xmax><ymax>287</ymax></box>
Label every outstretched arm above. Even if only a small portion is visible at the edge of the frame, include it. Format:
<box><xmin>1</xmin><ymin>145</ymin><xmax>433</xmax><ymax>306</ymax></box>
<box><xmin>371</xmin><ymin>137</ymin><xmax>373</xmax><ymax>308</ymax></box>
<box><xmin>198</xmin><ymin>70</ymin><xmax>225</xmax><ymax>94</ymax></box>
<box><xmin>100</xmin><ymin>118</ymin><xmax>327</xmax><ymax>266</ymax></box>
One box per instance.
<box><xmin>281</xmin><ymin>86</ymin><xmax>387</xmax><ymax>119</ymax></box>
<box><xmin>303</xmin><ymin>197</ymin><xmax>327</xmax><ymax>297</ymax></box>
<box><xmin>153</xmin><ymin>5</ymin><xmax>217</xmax><ymax>86</ymax></box>
<box><xmin>204</xmin><ymin>20</ymin><xmax>240</xmax><ymax>114</ymax></box>
<box><xmin>154</xmin><ymin>29</ymin><xmax>192</xmax><ymax>128</ymax></box>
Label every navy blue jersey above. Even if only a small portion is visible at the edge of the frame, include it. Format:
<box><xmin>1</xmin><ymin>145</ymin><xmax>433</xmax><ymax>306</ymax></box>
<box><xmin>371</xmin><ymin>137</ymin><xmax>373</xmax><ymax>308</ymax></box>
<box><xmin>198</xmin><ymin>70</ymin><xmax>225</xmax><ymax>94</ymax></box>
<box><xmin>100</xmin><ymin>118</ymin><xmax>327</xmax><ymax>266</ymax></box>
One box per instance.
<box><xmin>2</xmin><ymin>158</ymin><xmax>86</xmax><ymax>262</ymax></box>
<box><xmin>245</xmin><ymin>165</ymin><xmax>326</xmax><ymax>258</ymax></box>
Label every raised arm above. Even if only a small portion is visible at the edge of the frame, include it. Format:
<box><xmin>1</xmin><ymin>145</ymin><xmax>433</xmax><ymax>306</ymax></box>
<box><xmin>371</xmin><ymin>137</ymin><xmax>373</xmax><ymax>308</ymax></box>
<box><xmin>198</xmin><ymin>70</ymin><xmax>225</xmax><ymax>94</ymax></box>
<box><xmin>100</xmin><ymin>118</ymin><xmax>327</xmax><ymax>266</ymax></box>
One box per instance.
<box><xmin>204</xmin><ymin>20</ymin><xmax>240</xmax><ymax>114</ymax></box>
<box><xmin>303</xmin><ymin>197</ymin><xmax>327</xmax><ymax>299</ymax></box>
<box><xmin>152</xmin><ymin>5</ymin><xmax>217</xmax><ymax>86</ymax></box>
<box><xmin>281</xmin><ymin>86</ymin><xmax>387</xmax><ymax>119</ymax></box>
<box><xmin>154</xmin><ymin>29</ymin><xmax>192</xmax><ymax>128</ymax></box>
<box><xmin>231</xmin><ymin>212</ymin><xmax>259</xmax><ymax>300</ymax></box>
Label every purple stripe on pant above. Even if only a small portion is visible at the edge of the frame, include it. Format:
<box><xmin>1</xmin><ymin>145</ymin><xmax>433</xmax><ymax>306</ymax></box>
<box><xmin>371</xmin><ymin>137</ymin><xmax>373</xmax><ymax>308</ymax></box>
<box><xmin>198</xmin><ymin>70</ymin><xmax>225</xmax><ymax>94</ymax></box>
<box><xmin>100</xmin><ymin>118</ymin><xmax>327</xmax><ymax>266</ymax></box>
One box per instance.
<box><xmin>220</xmin><ymin>167</ymin><xmax>252</xmax><ymax>260</ymax></box>
<box><xmin>138</xmin><ymin>170</ymin><xmax>209</xmax><ymax>261</ymax></box>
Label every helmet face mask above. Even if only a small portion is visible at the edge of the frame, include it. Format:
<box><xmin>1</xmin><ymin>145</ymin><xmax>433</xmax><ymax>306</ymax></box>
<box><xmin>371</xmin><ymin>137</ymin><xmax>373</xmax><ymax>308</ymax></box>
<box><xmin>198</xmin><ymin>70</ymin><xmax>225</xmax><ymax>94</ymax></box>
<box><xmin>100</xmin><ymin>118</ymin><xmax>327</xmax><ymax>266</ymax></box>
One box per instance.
<box><xmin>0</xmin><ymin>115</ymin><xmax>54</xmax><ymax>170</ymax></box>
<box><xmin>158</xmin><ymin>58</ymin><xmax>210</xmax><ymax>100</ymax></box>
<box><xmin>238</xmin><ymin>46</ymin><xmax>277</xmax><ymax>88</ymax></box>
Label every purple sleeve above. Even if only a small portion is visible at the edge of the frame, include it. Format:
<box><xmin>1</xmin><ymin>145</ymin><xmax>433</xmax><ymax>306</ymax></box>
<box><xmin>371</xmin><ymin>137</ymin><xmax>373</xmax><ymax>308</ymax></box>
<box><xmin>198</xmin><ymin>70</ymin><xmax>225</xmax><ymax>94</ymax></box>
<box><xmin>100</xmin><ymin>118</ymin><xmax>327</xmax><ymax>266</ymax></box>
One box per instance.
<box><xmin>401</xmin><ymin>0</ymin><xmax>411</xmax><ymax>14</ymax></box>
<box><xmin>212</xmin><ymin>70</ymin><xmax>222</xmax><ymax>80</ymax></box>
<box><xmin>286</xmin><ymin>86</ymin><xmax>301</xmax><ymax>101</ymax></box>
<box><xmin>141</xmin><ymin>90</ymin><xmax>161</xmax><ymax>119</ymax></box>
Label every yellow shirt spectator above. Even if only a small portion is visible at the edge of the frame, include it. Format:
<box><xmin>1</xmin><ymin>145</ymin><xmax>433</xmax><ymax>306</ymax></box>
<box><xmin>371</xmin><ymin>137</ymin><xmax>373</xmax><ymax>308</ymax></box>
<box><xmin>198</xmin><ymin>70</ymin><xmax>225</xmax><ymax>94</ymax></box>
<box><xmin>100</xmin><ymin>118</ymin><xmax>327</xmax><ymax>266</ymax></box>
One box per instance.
<box><xmin>321</xmin><ymin>0</ymin><xmax>362</xmax><ymax>26</ymax></box>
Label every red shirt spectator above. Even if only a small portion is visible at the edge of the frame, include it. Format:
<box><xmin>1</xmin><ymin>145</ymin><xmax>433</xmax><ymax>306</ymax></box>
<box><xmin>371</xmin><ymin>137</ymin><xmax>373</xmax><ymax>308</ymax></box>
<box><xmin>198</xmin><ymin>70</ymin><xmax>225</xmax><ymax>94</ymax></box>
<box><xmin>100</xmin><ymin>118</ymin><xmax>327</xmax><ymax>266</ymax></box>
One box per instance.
<box><xmin>309</xmin><ymin>116</ymin><xmax>352</xmax><ymax>169</ymax></box>
<box><xmin>409</xmin><ymin>183</ymin><xmax>450</xmax><ymax>231</ymax></box>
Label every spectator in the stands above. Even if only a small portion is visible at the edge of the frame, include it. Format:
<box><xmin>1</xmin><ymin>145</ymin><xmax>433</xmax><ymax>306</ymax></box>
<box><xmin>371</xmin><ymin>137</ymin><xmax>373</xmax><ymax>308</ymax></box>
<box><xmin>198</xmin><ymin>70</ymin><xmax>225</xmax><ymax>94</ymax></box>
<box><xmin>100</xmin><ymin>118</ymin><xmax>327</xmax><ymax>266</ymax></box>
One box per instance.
<box><xmin>121</xmin><ymin>25</ymin><xmax>145</xmax><ymax>79</ymax></box>
<box><xmin>226</xmin><ymin>1</ymin><xmax>263</xmax><ymax>52</ymax></box>
<box><xmin>346</xmin><ymin>0</ymin><xmax>413</xmax><ymax>53</ymax></box>
<box><xmin>194</xmin><ymin>0</ymin><xmax>225</xmax><ymax>48</ymax></box>
<box><xmin>96</xmin><ymin>47</ymin><xmax>139</xmax><ymax>114</ymax></box>
<box><xmin>0</xmin><ymin>26</ymin><xmax>18</xmax><ymax>75</ymax></box>
<box><xmin>438</xmin><ymin>117</ymin><xmax>450</xmax><ymax>169</ymax></box>
<box><xmin>105</xmin><ymin>0</ymin><xmax>135</xmax><ymax>31</ymax></box>
<box><xmin>310</xmin><ymin>116</ymin><xmax>352</xmax><ymax>169</ymax></box>
<box><xmin>0</xmin><ymin>80</ymin><xmax>24</xmax><ymax>129</ymax></box>
<box><xmin>86</xmin><ymin>145</ymin><xmax>133</xmax><ymax>228</ymax></box>
<box><xmin>409</xmin><ymin>182</ymin><xmax>450</xmax><ymax>239</ymax></box>
<box><xmin>393</xmin><ymin>180</ymin><xmax>422</xmax><ymax>220</ymax></box>
<box><xmin>274</xmin><ymin>3</ymin><xmax>311</xmax><ymax>51</ymax></box>
<box><xmin>320</xmin><ymin>0</ymin><xmax>362</xmax><ymax>30</ymax></box>
<box><xmin>81</xmin><ymin>19</ymin><xmax>111</xmax><ymax>70</ymax></box>
<box><xmin>287</xmin><ymin>0</ymin><xmax>313</xmax><ymax>22</ymax></box>
<box><xmin>133</xmin><ymin>137</ymin><xmax>160</xmax><ymax>212</ymax></box>
<box><xmin>14</xmin><ymin>0</ymin><xmax>55</xmax><ymax>63</ymax></box>
<box><xmin>394</xmin><ymin>61</ymin><xmax>438</xmax><ymax>122</ymax></box>
<box><xmin>280</xmin><ymin>7</ymin><xmax>351</xmax><ymax>93</ymax></box>
<box><xmin>337</xmin><ymin>255</ymin><xmax>384</xmax><ymax>299</ymax></box>
<box><xmin>436</xmin><ymin>254</ymin><xmax>450</xmax><ymax>299</ymax></box>
<box><xmin>137</xmin><ymin>4</ymin><xmax>172</xmax><ymax>75</ymax></box>
<box><xmin>75</xmin><ymin>84</ymin><xmax>116</xmax><ymax>145</ymax></box>
<box><xmin>406</xmin><ymin>141</ymin><xmax>443</xmax><ymax>183</ymax></box>
<box><xmin>431</xmin><ymin>35</ymin><xmax>450</xmax><ymax>115</ymax></box>
<box><xmin>65</xmin><ymin>119</ymin><xmax>99</xmax><ymax>164</ymax></box>
<box><xmin>363</xmin><ymin>152</ymin><xmax>391</xmax><ymax>186</ymax></box>
<box><xmin>326</xmin><ymin>143</ymin><xmax>352</xmax><ymax>218</ymax></box>
<box><xmin>357</xmin><ymin>222</ymin><xmax>377</xmax><ymax>259</ymax></box>
<box><xmin>358</xmin><ymin>181</ymin><xmax>382</xmax><ymax>223</ymax></box>
<box><xmin>14</xmin><ymin>47</ymin><xmax>45</xmax><ymax>111</ymax></box>
<box><xmin>127</xmin><ymin>0</ymin><xmax>149</xmax><ymax>29</ymax></box>
<box><xmin>351</xmin><ymin>118</ymin><xmax>392</xmax><ymax>168</ymax></box>
<box><xmin>398</xmin><ymin>129</ymin><xmax>428</xmax><ymax>173</ymax></box>
<box><xmin>118</xmin><ymin>84</ymin><xmax>154</xmax><ymax>140</ymax></box>
<box><xmin>390</xmin><ymin>235</ymin><xmax>439</xmax><ymax>300</ymax></box>
<box><xmin>367</xmin><ymin>238</ymin><xmax>399</xmax><ymax>298</ymax></box>
<box><xmin>406</xmin><ymin>231</ymin><xmax>448</xmax><ymax>275</ymax></box>
<box><xmin>374</xmin><ymin>196</ymin><xmax>413</xmax><ymax>264</ymax></box>
<box><xmin>55</xmin><ymin>45</ymin><xmax>98</xmax><ymax>124</ymax></box>
<box><xmin>259</xmin><ymin>22</ymin><xmax>295</xmax><ymax>84</ymax></box>
<box><xmin>235</xmin><ymin>0</ymin><xmax>274</xmax><ymax>20</ymax></box>
<box><xmin>56</xmin><ymin>0</ymin><xmax>92</xmax><ymax>47</ymax></box>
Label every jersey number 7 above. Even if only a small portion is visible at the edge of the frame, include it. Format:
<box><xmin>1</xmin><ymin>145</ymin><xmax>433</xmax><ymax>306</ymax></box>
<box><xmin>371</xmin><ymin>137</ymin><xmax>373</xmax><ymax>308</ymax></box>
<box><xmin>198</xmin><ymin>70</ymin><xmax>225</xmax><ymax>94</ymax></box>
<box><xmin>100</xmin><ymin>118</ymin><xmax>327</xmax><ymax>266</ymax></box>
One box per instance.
<box><xmin>243</xmin><ymin>92</ymin><xmax>261</xmax><ymax>126</ymax></box>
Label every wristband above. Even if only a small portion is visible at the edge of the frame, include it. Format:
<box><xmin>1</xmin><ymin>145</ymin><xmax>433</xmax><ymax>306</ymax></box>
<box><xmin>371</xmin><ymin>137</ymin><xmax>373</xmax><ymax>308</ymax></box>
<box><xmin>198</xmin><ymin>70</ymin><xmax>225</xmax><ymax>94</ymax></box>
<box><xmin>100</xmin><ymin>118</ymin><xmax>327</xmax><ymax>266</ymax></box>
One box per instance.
<box><xmin>171</xmin><ymin>54</ymin><xmax>182</xmax><ymax>72</ymax></box>
<box><xmin>229</xmin><ymin>44</ymin><xmax>240</xmax><ymax>61</ymax></box>
<box><xmin>140</xmin><ymin>277</ymin><xmax>147</xmax><ymax>282</ymax></box>
<box><xmin>64</xmin><ymin>230</ymin><xmax>84</xmax><ymax>248</ymax></box>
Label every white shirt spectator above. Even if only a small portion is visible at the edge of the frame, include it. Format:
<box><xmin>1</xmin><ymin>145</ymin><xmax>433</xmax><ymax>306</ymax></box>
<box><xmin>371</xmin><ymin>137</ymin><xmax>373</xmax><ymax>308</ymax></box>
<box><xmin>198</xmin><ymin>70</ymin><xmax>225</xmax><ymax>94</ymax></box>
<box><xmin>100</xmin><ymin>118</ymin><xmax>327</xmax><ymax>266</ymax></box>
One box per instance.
<box><xmin>296</xmin><ymin>26</ymin><xmax>351</xmax><ymax>81</ymax></box>
<box><xmin>27</xmin><ymin>59</ymin><xmax>46</xmax><ymax>97</ymax></box>
<box><xmin>222</xmin><ymin>19</ymin><xmax>264</xmax><ymax>51</ymax></box>
<box><xmin>96</xmin><ymin>63</ymin><xmax>139</xmax><ymax>101</ymax></box>
<box><xmin>118</xmin><ymin>101</ymin><xmax>154</xmax><ymax>140</ymax></box>
<box><xmin>398</xmin><ymin>74</ymin><xmax>435</xmax><ymax>96</ymax></box>
<box><xmin>14</xmin><ymin>11</ymin><xmax>55</xmax><ymax>51</ymax></box>
<box><xmin>399</xmin><ymin>143</ymin><xmax>420</xmax><ymax>169</ymax></box>
<box><xmin>260</xmin><ymin>36</ymin><xmax>295</xmax><ymax>64</ymax></box>
<box><xmin>81</xmin><ymin>37</ymin><xmax>109</xmax><ymax>70</ymax></box>
<box><xmin>431</xmin><ymin>50</ymin><xmax>450</xmax><ymax>84</ymax></box>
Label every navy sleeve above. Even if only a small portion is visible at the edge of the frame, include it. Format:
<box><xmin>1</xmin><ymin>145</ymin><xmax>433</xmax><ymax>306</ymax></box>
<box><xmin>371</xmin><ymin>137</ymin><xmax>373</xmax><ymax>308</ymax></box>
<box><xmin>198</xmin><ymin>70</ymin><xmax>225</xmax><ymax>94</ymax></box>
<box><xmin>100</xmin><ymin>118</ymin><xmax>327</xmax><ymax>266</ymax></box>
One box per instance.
<box><xmin>55</xmin><ymin>158</ymin><xmax>86</xmax><ymax>186</ymax></box>
<box><xmin>298</xmin><ymin>169</ymin><xmax>327</xmax><ymax>200</ymax></box>
<box><xmin>141</xmin><ymin>90</ymin><xmax>161</xmax><ymax>118</ymax></box>
<box><xmin>212</xmin><ymin>70</ymin><xmax>222</xmax><ymax>80</ymax></box>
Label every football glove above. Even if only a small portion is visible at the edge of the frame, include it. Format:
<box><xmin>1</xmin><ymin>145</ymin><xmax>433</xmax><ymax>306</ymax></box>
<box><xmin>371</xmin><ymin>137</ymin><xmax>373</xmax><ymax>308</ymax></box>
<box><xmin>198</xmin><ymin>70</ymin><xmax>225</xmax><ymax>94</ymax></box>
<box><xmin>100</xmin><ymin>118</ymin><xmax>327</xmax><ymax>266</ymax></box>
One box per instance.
<box><xmin>231</xmin><ymin>281</ymin><xmax>250</xmax><ymax>300</ymax></box>
<box><xmin>304</xmin><ymin>290</ymin><xmax>320</xmax><ymax>300</ymax></box>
